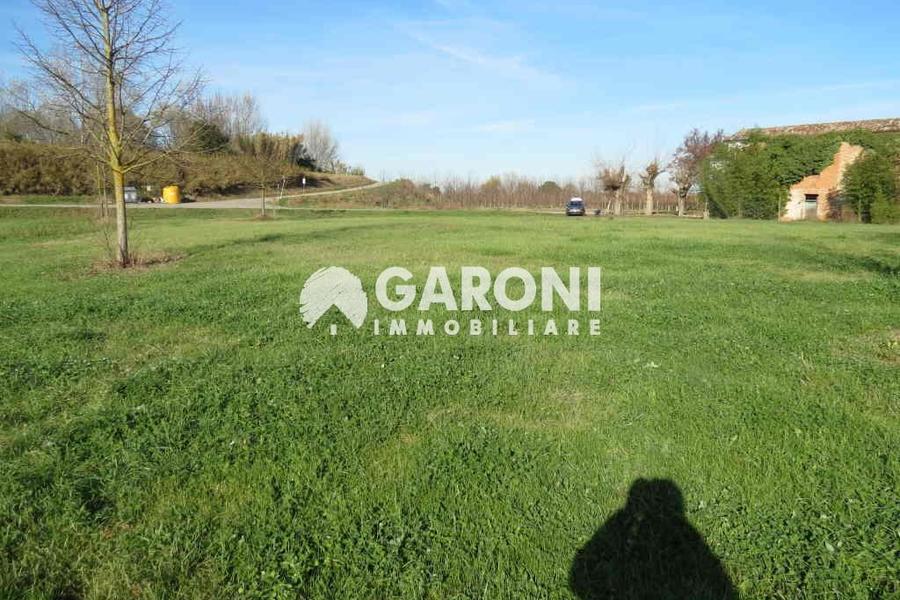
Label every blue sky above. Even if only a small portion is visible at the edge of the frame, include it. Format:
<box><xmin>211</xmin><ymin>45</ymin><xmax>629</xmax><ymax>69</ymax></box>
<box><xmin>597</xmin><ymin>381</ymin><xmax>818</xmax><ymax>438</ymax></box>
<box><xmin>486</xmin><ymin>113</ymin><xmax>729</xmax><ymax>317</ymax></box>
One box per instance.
<box><xmin>3</xmin><ymin>0</ymin><xmax>900</xmax><ymax>181</ymax></box>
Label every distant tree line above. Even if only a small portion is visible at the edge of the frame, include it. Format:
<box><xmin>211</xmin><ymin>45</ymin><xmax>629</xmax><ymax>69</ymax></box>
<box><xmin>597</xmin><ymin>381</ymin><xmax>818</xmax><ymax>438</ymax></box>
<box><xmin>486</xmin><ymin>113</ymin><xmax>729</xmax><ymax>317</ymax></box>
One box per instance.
<box><xmin>388</xmin><ymin>175</ymin><xmax>692</xmax><ymax>213</ymax></box>
<box><xmin>1</xmin><ymin>82</ymin><xmax>358</xmax><ymax>176</ymax></box>
<box><xmin>0</xmin><ymin>140</ymin><xmax>366</xmax><ymax>198</ymax></box>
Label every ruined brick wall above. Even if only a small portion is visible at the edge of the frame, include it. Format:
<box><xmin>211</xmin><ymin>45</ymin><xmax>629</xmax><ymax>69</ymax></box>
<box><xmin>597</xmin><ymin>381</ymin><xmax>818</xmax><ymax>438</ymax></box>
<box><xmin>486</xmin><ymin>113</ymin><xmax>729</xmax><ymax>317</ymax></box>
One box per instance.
<box><xmin>782</xmin><ymin>142</ymin><xmax>864</xmax><ymax>221</ymax></box>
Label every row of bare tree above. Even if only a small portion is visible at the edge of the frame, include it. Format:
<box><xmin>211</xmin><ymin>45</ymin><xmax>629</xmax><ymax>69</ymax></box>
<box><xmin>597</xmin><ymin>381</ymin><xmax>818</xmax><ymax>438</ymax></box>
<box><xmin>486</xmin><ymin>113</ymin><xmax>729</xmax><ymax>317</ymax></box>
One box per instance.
<box><xmin>595</xmin><ymin>129</ymin><xmax>724</xmax><ymax>217</ymax></box>
<box><xmin>414</xmin><ymin>128</ymin><xmax>723</xmax><ymax>215</ymax></box>
<box><xmin>420</xmin><ymin>175</ymin><xmax>704</xmax><ymax>213</ymax></box>
<box><xmin>411</xmin><ymin>129</ymin><xmax>723</xmax><ymax>215</ymax></box>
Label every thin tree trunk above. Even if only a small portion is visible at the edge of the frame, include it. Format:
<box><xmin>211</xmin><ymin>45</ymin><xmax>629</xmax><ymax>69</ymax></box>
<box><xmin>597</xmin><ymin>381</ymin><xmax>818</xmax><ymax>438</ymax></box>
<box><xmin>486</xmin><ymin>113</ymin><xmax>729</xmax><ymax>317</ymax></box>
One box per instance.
<box><xmin>101</xmin><ymin>6</ymin><xmax>128</xmax><ymax>266</ymax></box>
<box><xmin>644</xmin><ymin>187</ymin><xmax>653</xmax><ymax>216</ymax></box>
<box><xmin>112</xmin><ymin>167</ymin><xmax>127</xmax><ymax>262</ymax></box>
<box><xmin>95</xmin><ymin>163</ymin><xmax>108</xmax><ymax>219</ymax></box>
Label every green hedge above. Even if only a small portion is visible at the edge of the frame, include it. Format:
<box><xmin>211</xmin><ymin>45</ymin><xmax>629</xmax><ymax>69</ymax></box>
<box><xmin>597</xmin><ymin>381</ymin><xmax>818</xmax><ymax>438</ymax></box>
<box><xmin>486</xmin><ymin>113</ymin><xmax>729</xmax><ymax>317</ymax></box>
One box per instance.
<box><xmin>841</xmin><ymin>152</ymin><xmax>898</xmax><ymax>222</ymax></box>
<box><xmin>0</xmin><ymin>142</ymin><xmax>95</xmax><ymax>194</ymax></box>
<box><xmin>700</xmin><ymin>130</ymin><xmax>900</xmax><ymax>220</ymax></box>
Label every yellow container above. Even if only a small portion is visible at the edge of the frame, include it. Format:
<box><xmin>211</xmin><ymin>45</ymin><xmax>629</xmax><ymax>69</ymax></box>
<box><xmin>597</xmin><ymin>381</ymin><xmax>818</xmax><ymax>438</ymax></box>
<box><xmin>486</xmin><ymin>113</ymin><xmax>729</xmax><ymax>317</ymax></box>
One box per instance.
<box><xmin>162</xmin><ymin>185</ymin><xmax>181</xmax><ymax>204</ymax></box>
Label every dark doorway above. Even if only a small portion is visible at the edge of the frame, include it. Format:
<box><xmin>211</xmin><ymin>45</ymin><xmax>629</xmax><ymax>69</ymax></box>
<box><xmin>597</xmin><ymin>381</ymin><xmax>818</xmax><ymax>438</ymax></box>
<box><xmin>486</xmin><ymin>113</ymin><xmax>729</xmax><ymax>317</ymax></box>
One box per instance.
<box><xmin>569</xmin><ymin>479</ymin><xmax>737</xmax><ymax>600</ymax></box>
<box><xmin>804</xmin><ymin>194</ymin><xmax>819</xmax><ymax>220</ymax></box>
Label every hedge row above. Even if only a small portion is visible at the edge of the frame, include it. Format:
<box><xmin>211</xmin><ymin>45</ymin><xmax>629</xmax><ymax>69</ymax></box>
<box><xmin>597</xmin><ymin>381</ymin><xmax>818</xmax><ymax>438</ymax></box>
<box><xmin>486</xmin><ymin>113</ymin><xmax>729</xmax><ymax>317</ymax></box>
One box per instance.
<box><xmin>0</xmin><ymin>142</ymin><xmax>311</xmax><ymax>196</ymax></box>
<box><xmin>0</xmin><ymin>142</ymin><xmax>96</xmax><ymax>195</ymax></box>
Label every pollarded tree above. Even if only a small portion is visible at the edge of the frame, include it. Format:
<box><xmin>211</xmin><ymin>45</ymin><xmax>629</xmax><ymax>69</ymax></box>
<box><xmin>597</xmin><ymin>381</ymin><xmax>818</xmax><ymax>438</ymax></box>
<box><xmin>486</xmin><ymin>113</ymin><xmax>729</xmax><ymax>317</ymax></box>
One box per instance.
<box><xmin>598</xmin><ymin>162</ymin><xmax>630</xmax><ymax>215</ymax></box>
<box><xmin>639</xmin><ymin>159</ymin><xmax>663</xmax><ymax>216</ymax></box>
<box><xmin>671</xmin><ymin>169</ymin><xmax>693</xmax><ymax>217</ymax></box>
<box><xmin>15</xmin><ymin>0</ymin><xmax>201</xmax><ymax>266</ymax></box>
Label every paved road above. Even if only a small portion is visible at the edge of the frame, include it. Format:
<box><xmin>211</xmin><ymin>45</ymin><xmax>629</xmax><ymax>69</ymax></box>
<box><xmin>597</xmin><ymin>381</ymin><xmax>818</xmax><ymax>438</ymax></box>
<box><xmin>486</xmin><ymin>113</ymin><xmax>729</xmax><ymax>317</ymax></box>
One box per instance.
<box><xmin>0</xmin><ymin>181</ymin><xmax>387</xmax><ymax>210</ymax></box>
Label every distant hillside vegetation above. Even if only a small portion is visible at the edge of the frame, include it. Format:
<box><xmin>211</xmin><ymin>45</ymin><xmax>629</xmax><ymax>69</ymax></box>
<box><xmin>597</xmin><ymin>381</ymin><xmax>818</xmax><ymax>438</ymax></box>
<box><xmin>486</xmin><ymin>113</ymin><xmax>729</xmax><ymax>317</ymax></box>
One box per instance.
<box><xmin>0</xmin><ymin>141</ymin><xmax>369</xmax><ymax>197</ymax></box>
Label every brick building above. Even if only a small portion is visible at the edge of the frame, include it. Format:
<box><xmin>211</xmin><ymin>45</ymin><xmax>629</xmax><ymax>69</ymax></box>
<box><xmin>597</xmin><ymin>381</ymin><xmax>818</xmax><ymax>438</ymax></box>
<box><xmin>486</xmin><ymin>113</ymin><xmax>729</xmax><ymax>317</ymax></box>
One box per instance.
<box><xmin>729</xmin><ymin>118</ymin><xmax>900</xmax><ymax>221</ymax></box>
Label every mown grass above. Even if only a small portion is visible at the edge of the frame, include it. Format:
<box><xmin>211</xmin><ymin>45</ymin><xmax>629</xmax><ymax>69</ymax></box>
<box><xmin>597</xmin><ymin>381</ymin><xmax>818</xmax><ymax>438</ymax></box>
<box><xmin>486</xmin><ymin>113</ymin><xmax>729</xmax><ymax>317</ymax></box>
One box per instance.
<box><xmin>0</xmin><ymin>208</ymin><xmax>897</xmax><ymax>598</ymax></box>
<box><xmin>0</xmin><ymin>194</ymin><xmax>94</xmax><ymax>205</ymax></box>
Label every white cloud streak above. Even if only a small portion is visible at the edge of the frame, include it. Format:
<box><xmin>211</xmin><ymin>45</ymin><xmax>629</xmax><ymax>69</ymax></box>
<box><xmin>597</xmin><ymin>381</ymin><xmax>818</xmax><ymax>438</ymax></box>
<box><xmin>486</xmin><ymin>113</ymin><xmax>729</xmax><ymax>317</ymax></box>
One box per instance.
<box><xmin>403</xmin><ymin>28</ymin><xmax>561</xmax><ymax>87</ymax></box>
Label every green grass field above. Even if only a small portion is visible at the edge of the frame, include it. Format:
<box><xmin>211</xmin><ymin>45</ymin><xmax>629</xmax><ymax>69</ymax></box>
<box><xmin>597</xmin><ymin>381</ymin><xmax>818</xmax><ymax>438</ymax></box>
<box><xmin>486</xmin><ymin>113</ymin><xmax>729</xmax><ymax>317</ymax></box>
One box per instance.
<box><xmin>0</xmin><ymin>195</ymin><xmax>95</xmax><ymax>205</ymax></box>
<box><xmin>0</xmin><ymin>208</ymin><xmax>897</xmax><ymax>599</ymax></box>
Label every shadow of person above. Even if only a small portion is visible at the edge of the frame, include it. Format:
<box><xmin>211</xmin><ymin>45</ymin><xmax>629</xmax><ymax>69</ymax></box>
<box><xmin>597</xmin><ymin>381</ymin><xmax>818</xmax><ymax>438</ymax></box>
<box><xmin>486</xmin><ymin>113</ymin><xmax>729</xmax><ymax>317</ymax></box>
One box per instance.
<box><xmin>570</xmin><ymin>478</ymin><xmax>737</xmax><ymax>600</ymax></box>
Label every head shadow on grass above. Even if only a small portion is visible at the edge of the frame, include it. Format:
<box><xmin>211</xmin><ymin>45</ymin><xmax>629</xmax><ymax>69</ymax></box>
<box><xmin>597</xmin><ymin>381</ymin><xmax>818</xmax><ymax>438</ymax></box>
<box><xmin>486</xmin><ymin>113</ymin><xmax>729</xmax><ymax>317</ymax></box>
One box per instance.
<box><xmin>570</xmin><ymin>478</ymin><xmax>737</xmax><ymax>600</ymax></box>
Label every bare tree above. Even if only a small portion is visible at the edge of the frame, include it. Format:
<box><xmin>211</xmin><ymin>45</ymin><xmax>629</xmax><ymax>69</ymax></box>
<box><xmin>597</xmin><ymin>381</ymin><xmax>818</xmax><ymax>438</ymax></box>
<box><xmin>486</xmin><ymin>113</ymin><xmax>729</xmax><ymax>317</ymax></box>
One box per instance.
<box><xmin>2</xmin><ymin>80</ymin><xmax>71</xmax><ymax>142</ymax></box>
<box><xmin>669</xmin><ymin>129</ymin><xmax>723</xmax><ymax>217</ymax></box>
<box><xmin>229</xmin><ymin>93</ymin><xmax>265</xmax><ymax>140</ymax></box>
<box><xmin>639</xmin><ymin>159</ymin><xmax>664</xmax><ymax>216</ymax></box>
<box><xmin>302</xmin><ymin>119</ymin><xmax>340</xmax><ymax>172</ymax></box>
<box><xmin>192</xmin><ymin>91</ymin><xmax>265</xmax><ymax>142</ymax></box>
<box><xmin>237</xmin><ymin>132</ymin><xmax>300</xmax><ymax>216</ymax></box>
<box><xmin>15</xmin><ymin>0</ymin><xmax>201</xmax><ymax>265</ymax></box>
<box><xmin>597</xmin><ymin>161</ymin><xmax>630</xmax><ymax>216</ymax></box>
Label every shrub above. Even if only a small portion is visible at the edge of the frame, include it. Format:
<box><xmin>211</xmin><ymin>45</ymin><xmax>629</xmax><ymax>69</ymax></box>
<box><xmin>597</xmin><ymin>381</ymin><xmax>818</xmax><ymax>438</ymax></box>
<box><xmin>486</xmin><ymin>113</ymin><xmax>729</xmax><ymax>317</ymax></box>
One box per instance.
<box><xmin>870</xmin><ymin>190</ymin><xmax>898</xmax><ymax>224</ymax></box>
<box><xmin>0</xmin><ymin>142</ymin><xmax>95</xmax><ymax>194</ymax></box>
<box><xmin>184</xmin><ymin>120</ymin><xmax>230</xmax><ymax>153</ymax></box>
<box><xmin>539</xmin><ymin>180</ymin><xmax>562</xmax><ymax>194</ymax></box>
<box><xmin>842</xmin><ymin>152</ymin><xmax>897</xmax><ymax>222</ymax></box>
<box><xmin>701</xmin><ymin>142</ymin><xmax>785</xmax><ymax>219</ymax></box>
